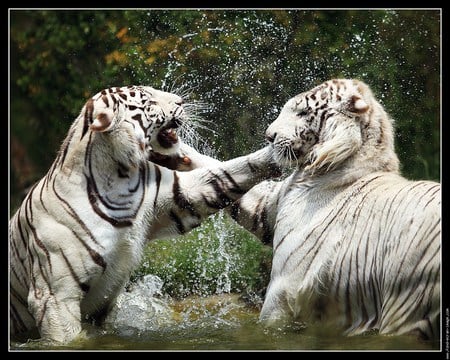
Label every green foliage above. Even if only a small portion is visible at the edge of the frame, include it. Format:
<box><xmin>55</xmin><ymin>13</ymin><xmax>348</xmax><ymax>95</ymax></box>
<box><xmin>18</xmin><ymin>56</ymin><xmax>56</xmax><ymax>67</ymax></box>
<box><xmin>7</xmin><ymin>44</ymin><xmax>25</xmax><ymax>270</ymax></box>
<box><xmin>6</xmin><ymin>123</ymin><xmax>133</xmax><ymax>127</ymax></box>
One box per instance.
<box><xmin>132</xmin><ymin>213</ymin><xmax>272</xmax><ymax>298</ymax></box>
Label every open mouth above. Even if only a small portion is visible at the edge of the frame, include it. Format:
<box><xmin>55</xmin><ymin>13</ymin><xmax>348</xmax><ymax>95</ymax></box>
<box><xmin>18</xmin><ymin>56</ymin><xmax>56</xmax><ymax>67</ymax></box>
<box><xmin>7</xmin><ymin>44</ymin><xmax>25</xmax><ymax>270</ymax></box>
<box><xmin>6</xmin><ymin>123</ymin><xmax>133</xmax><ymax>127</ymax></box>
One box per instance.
<box><xmin>157</xmin><ymin>118</ymin><xmax>182</xmax><ymax>148</ymax></box>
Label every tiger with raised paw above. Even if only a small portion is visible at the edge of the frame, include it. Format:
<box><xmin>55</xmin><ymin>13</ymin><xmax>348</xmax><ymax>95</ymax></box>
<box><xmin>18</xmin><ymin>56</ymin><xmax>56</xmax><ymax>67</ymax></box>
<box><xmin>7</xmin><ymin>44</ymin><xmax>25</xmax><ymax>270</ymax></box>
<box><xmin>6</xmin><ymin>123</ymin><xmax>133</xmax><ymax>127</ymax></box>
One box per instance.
<box><xmin>9</xmin><ymin>85</ymin><xmax>279</xmax><ymax>344</ymax></box>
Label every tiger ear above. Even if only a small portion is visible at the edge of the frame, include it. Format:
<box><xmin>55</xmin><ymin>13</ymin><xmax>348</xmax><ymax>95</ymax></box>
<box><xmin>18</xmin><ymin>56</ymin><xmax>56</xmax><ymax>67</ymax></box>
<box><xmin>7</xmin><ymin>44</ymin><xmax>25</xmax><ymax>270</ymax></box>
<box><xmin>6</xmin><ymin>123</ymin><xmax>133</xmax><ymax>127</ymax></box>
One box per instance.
<box><xmin>347</xmin><ymin>95</ymin><xmax>369</xmax><ymax>114</ymax></box>
<box><xmin>83</xmin><ymin>98</ymin><xmax>113</xmax><ymax>133</ymax></box>
<box><xmin>90</xmin><ymin>112</ymin><xmax>113</xmax><ymax>132</ymax></box>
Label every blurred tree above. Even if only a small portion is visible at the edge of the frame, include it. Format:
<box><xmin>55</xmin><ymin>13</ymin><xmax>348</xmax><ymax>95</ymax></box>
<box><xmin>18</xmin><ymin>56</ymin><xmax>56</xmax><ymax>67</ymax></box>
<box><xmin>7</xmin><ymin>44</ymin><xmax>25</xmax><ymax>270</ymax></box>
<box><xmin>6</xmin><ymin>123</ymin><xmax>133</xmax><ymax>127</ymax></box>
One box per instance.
<box><xmin>10</xmin><ymin>9</ymin><xmax>440</xmax><ymax>210</ymax></box>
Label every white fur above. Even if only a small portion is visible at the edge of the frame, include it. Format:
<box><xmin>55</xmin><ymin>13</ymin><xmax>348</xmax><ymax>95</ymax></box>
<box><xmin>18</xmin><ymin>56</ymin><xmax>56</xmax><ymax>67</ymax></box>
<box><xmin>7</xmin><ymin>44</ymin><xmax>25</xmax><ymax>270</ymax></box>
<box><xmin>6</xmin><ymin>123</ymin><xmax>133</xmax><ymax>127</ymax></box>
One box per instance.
<box><xmin>232</xmin><ymin>79</ymin><xmax>440</xmax><ymax>339</ymax></box>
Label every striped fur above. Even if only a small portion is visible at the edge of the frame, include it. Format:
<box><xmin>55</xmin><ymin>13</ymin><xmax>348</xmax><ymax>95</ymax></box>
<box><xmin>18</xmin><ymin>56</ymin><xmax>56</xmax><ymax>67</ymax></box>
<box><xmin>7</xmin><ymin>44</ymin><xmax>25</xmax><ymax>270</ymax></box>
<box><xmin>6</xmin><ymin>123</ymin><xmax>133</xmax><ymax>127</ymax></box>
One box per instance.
<box><xmin>230</xmin><ymin>79</ymin><xmax>440</xmax><ymax>339</ymax></box>
<box><xmin>9</xmin><ymin>85</ymin><xmax>278</xmax><ymax>344</ymax></box>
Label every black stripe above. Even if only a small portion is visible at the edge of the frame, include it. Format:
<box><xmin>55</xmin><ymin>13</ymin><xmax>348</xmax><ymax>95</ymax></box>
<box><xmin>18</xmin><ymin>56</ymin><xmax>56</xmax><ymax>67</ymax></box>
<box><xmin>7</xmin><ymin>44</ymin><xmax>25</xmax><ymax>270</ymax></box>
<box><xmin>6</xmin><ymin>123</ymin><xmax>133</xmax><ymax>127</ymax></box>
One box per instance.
<box><xmin>102</xmin><ymin>95</ymin><xmax>109</xmax><ymax>107</ymax></box>
<box><xmin>86</xmin><ymin>174</ymin><xmax>131</xmax><ymax>211</ymax></box>
<box><xmin>86</xmin><ymin>175</ymin><xmax>133</xmax><ymax>228</ymax></box>
<box><xmin>39</xmin><ymin>179</ymin><xmax>48</xmax><ymax>212</ymax></box>
<box><xmin>382</xmin><ymin>218</ymin><xmax>439</xmax><ymax>312</ymax></box>
<box><xmin>153</xmin><ymin>165</ymin><xmax>162</xmax><ymax>210</ymax></box>
<box><xmin>344</xmin><ymin>252</ymin><xmax>353</xmax><ymax>329</ymax></box>
<box><xmin>37</xmin><ymin>297</ymin><xmax>49</xmax><ymax>328</ymax></box>
<box><xmin>82</xmin><ymin>98</ymin><xmax>94</xmax><ymax>140</ymax></box>
<box><xmin>383</xmin><ymin>244</ymin><xmax>439</xmax><ymax>325</ymax></box>
<box><xmin>169</xmin><ymin>210</ymin><xmax>185</xmax><ymax>234</ymax></box>
<box><xmin>118</xmin><ymin>162</ymin><xmax>130</xmax><ymax>178</ymax></box>
<box><xmin>29</xmin><ymin>240</ymin><xmax>53</xmax><ymax>297</ymax></box>
<box><xmin>273</xmin><ymin>228</ymin><xmax>294</xmax><ymax>254</ymax></box>
<box><xmin>110</xmin><ymin>93</ymin><xmax>118</xmax><ymax>104</ymax></box>
<box><xmin>47</xmin><ymin>156</ymin><xmax>60</xmax><ymax>181</ymax></box>
<box><xmin>422</xmin><ymin>191</ymin><xmax>440</xmax><ymax>210</ymax></box>
<box><xmin>69</xmin><ymin>228</ymin><xmax>107</xmax><ymax>271</ymax></box>
<box><xmin>318</xmin><ymin>110</ymin><xmax>328</xmax><ymax>135</ymax></box>
<box><xmin>368</xmin><ymin>274</ymin><xmax>380</xmax><ymax>329</ymax></box>
<box><xmin>251</xmin><ymin>199</ymin><xmax>264</xmax><ymax>232</ymax></box>
<box><xmin>354</xmin><ymin>234</ymin><xmax>369</xmax><ymax>329</ymax></box>
<box><xmin>24</xmin><ymin>183</ymin><xmax>39</xmax><ymax>222</ymax></box>
<box><xmin>10</xmin><ymin>283</ymin><xmax>28</xmax><ymax>309</ymax></box>
<box><xmin>24</xmin><ymin>204</ymin><xmax>52</xmax><ymax>274</ymax></box>
<box><xmin>15</xmin><ymin>214</ymin><xmax>29</xmax><ymax>252</ymax></box>
<box><xmin>16</xmin><ymin>212</ymin><xmax>39</xmax><ymax>299</ymax></box>
<box><xmin>86</xmin><ymin>147</ymin><xmax>145</xmax><ymax>220</ymax></box>
<box><xmin>414</xmin><ymin>183</ymin><xmax>440</xmax><ymax>209</ymax></box>
<box><xmin>131</xmin><ymin>113</ymin><xmax>145</xmax><ymax>131</ymax></box>
<box><xmin>10</xmin><ymin>303</ymin><xmax>28</xmax><ymax>333</ymax></box>
<box><xmin>281</xmin><ymin>175</ymin><xmax>384</xmax><ymax>273</ymax></box>
<box><xmin>173</xmin><ymin>172</ymin><xmax>199</xmax><ymax>217</ymax></box>
<box><xmin>202</xmin><ymin>194</ymin><xmax>228</xmax><ymax>211</ymax></box>
<box><xmin>221</xmin><ymin>169</ymin><xmax>245</xmax><ymax>195</ymax></box>
<box><xmin>84</xmin><ymin>132</ymin><xmax>93</xmax><ymax>167</ymax></box>
<box><xmin>60</xmin><ymin>248</ymin><xmax>90</xmax><ymax>293</ymax></box>
<box><xmin>387</xmin><ymin>256</ymin><xmax>439</xmax><ymax>334</ymax></box>
<box><xmin>10</xmin><ymin>250</ymin><xmax>28</xmax><ymax>289</ymax></box>
<box><xmin>230</xmin><ymin>200</ymin><xmax>241</xmax><ymax>220</ymax></box>
<box><xmin>208</xmin><ymin>173</ymin><xmax>233</xmax><ymax>207</ymax></box>
<box><xmin>247</xmin><ymin>159</ymin><xmax>257</xmax><ymax>173</ymax></box>
<box><xmin>59</xmin><ymin>127</ymin><xmax>75</xmax><ymax>168</ymax></box>
<box><xmin>260</xmin><ymin>207</ymin><xmax>272</xmax><ymax>245</ymax></box>
<box><xmin>383</xmin><ymin>186</ymin><xmax>412</xmax><ymax>235</ymax></box>
<box><xmin>51</xmin><ymin>174</ymin><xmax>103</xmax><ymax>246</ymax></box>
<box><xmin>334</xmin><ymin>235</ymin><xmax>353</xmax><ymax>302</ymax></box>
<box><xmin>128</xmin><ymin>168</ymin><xmax>142</xmax><ymax>193</ymax></box>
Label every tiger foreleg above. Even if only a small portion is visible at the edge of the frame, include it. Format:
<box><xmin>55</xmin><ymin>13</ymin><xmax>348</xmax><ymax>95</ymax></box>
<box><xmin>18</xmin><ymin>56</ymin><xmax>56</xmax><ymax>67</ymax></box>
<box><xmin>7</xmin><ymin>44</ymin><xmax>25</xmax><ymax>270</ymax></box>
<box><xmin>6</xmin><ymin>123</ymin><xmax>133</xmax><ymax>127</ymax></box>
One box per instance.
<box><xmin>149</xmin><ymin>146</ymin><xmax>281</xmax><ymax>240</ymax></box>
<box><xmin>259</xmin><ymin>278</ymin><xmax>294</xmax><ymax>328</ymax></box>
<box><xmin>228</xmin><ymin>179</ymin><xmax>283</xmax><ymax>244</ymax></box>
<box><xmin>149</xmin><ymin>143</ymin><xmax>221</xmax><ymax>171</ymax></box>
<box><xmin>27</xmin><ymin>283</ymin><xmax>83</xmax><ymax>344</ymax></box>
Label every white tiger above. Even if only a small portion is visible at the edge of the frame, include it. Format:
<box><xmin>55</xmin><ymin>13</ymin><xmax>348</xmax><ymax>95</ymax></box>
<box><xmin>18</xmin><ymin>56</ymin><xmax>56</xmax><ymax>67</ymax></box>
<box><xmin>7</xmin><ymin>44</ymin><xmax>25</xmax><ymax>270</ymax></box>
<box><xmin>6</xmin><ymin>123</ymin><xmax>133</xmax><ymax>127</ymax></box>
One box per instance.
<box><xmin>230</xmin><ymin>79</ymin><xmax>441</xmax><ymax>340</ymax></box>
<box><xmin>9</xmin><ymin>85</ymin><xmax>279</xmax><ymax>344</ymax></box>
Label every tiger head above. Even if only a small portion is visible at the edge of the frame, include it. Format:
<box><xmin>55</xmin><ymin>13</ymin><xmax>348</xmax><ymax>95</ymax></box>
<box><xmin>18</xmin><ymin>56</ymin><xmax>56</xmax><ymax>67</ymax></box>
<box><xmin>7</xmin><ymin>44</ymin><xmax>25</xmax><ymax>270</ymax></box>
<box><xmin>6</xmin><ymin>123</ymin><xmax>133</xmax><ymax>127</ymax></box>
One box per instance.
<box><xmin>84</xmin><ymin>85</ymin><xmax>188</xmax><ymax>167</ymax></box>
<box><xmin>266</xmin><ymin>79</ymin><xmax>399</xmax><ymax>178</ymax></box>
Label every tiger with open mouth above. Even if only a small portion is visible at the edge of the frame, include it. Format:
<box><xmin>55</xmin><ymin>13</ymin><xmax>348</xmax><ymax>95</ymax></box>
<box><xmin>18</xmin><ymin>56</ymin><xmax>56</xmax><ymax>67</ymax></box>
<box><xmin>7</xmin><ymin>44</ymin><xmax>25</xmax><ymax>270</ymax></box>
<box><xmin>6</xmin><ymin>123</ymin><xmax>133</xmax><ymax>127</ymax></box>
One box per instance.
<box><xmin>9</xmin><ymin>85</ymin><xmax>279</xmax><ymax>344</ymax></box>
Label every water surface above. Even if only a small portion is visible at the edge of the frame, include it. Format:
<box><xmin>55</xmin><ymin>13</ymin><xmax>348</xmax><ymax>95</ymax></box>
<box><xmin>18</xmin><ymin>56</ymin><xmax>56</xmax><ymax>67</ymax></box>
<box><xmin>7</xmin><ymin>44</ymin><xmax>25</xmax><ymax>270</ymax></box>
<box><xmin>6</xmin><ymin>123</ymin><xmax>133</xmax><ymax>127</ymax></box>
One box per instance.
<box><xmin>10</xmin><ymin>290</ymin><xmax>439</xmax><ymax>351</ymax></box>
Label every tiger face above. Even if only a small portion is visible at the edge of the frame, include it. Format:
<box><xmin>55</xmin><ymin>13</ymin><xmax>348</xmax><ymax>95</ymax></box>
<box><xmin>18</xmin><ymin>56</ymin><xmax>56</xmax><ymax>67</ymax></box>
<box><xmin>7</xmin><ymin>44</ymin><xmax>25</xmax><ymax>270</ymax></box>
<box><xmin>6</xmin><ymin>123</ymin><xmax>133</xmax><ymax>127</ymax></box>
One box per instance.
<box><xmin>86</xmin><ymin>86</ymin><xmax>186</xmax><ymax>167</ymax></box>
<box><xmin>266</xmin><ymin>79</ymin><xmax>373</xmax><ymax>171</ymax></box>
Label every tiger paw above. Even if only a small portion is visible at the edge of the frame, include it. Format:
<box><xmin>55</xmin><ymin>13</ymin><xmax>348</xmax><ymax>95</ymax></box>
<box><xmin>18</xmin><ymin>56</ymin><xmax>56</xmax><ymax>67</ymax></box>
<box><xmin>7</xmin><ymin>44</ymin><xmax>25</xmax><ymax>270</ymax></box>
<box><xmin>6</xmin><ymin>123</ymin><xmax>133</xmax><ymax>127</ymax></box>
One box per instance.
<box><xmin>148</xmin><ymin>151</ymin><xmax>194</xmax><ymax>171</ymax></box>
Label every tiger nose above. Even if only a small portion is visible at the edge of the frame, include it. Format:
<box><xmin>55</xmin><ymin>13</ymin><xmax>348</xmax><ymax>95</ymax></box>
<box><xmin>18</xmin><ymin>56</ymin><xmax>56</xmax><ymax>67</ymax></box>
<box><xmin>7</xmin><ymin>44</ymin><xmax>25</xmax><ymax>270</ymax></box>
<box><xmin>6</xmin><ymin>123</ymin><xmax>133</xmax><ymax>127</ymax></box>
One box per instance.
<box><xmin>265</xmin><ymin>131</ymin><xmax>277</xmax><ymax>143</ymax></box>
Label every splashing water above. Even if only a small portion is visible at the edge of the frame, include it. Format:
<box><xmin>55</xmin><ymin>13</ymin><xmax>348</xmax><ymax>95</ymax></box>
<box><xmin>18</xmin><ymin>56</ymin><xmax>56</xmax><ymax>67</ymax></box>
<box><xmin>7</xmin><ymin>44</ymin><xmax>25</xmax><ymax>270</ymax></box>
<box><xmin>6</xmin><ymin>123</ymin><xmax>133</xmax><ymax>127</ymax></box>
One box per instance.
<box><xmin>104</xmin><ymin>275</ymin><xmax>174</xmax><ymax>337</ymax></box>
<box><xmin>103</xmin><ymin>274</ymin><xmax>249</xmax><ymax>341</ymax></box>
<box><xmin>213</xmin><ymin>213</ymin><xmax>232</xmax><ymax>294</ymax></box>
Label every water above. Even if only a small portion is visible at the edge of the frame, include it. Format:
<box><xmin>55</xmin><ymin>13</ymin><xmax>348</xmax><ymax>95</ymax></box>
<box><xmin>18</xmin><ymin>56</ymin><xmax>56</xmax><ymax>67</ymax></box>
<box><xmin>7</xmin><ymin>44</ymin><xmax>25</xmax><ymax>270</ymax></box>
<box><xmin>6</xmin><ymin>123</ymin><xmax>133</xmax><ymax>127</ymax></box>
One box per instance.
<box><xmin>10</xmin><ymin>275</ymin><xmax>439</xmax><ymax>351</ymax></box>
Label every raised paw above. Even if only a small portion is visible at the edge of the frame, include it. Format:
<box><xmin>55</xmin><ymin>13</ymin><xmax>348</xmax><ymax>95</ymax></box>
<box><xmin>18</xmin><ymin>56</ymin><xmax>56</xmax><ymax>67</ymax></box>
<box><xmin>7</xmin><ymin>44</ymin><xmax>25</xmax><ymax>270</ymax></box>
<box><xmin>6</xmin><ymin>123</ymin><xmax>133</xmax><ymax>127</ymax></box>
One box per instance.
<box><xmin>148</xmin><ymin>151</ymin><xmax>194</xmax><ymax>171</ymax></box>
